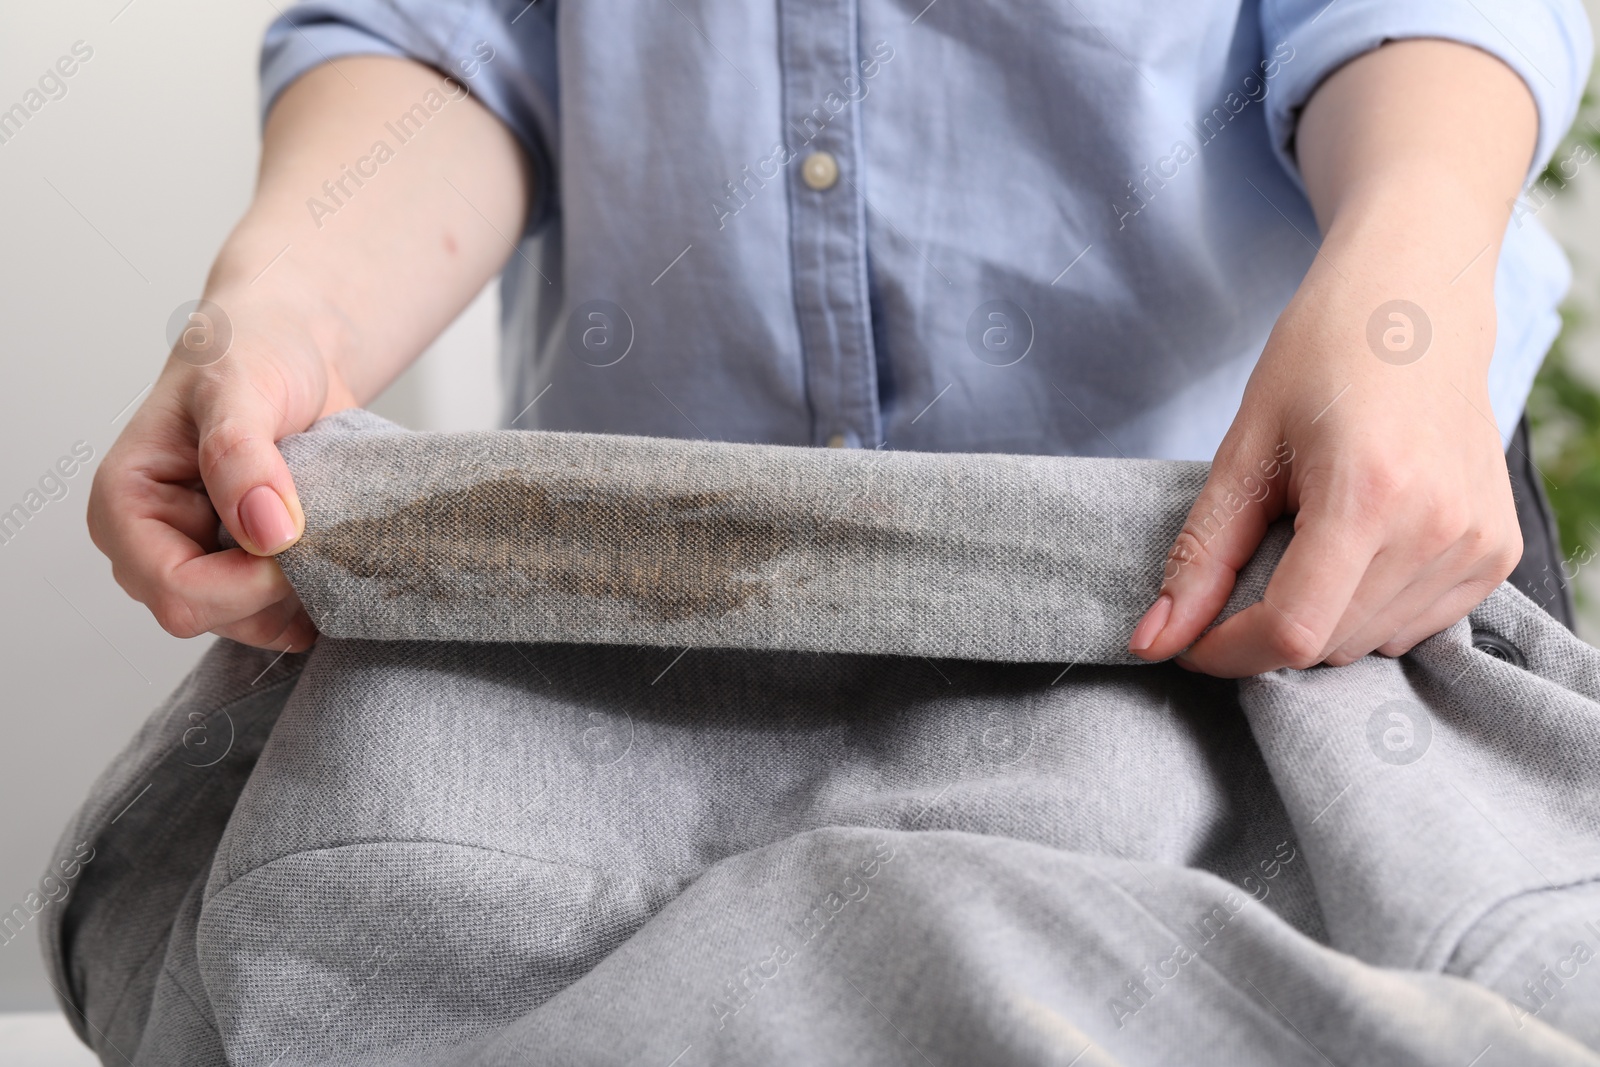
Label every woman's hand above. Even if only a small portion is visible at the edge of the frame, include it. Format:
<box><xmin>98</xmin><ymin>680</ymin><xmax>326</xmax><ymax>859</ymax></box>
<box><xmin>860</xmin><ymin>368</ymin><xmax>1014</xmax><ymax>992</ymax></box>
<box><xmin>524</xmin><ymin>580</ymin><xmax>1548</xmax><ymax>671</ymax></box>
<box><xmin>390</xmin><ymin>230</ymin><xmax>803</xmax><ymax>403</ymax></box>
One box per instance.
<box><xmin>88</xmin><ymin>292</ymin><xmax>352</xmax><ymax>650</ymax></box>
<box><xmin>87</xmin><ymin>56</ymin><xmax>529</xmax><ymax>649</ymax></box>
<box><xmin>1129</xmin><ymin>38</ymin><xmax>1539</xmax><ymax>676</ymax></box>
<box><xmin>1128</xmin><ymin>238</ymin><xmax>1520</xmax><ymax>676</ymax></box>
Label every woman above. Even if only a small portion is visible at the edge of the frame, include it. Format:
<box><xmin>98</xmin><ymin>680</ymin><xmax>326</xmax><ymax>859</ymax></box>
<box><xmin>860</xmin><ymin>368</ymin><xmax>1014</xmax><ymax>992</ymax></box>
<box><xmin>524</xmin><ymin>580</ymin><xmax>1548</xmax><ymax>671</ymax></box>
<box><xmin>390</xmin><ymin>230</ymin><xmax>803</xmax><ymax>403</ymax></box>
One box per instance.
<box><xmin>89</xmin><ymin>0</ymin><xmax>1592</xmax><ymax>674</ymax></box>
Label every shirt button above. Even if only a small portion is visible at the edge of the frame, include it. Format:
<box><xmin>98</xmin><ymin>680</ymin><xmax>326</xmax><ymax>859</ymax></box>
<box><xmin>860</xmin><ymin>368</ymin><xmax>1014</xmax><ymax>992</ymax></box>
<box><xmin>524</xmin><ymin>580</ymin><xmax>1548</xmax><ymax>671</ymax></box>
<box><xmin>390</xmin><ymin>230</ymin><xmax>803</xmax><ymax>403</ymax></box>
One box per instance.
<box><xmin>826</xmin><ymin>433</ymin><xmax>847</xmax><ymax>448</ymax></box>
<box><xmin>802</xmin><ymin>152</ymin><xmax>840</xmax><ymax>191</ymax></box>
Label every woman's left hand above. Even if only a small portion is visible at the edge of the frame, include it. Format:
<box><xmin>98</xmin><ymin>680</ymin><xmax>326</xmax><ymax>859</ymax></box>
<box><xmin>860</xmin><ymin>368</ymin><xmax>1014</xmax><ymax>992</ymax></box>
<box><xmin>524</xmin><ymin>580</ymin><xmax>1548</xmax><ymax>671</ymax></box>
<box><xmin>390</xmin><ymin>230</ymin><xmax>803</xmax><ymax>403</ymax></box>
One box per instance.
<box><xmin>1127</xmin><ymin>230</ymin><xmax>1521</xmax><ymax>677</ymax></box>
<box><xmin>1127</xmin><ymin>39</ymin><xmax>1540</xmax><ymax>677</ymax></box>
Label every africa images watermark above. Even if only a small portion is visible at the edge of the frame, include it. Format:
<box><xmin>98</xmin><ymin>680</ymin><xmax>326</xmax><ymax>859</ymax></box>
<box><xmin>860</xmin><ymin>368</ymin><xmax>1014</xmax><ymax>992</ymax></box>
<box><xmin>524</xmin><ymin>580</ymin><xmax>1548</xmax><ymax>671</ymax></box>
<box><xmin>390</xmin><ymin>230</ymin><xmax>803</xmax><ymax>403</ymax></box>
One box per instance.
<box><xmin>1107</xmin><ymin>888</ymin><xmax>1250</xmax><ymax>1029</ymax></box>
<box><xmin>1511</xmin><ymin>124</ymin><xmax>1599</xmax><ymax>229</ymax></box>
<box><xmin>1164</xmin><ymin>441</ymin><xmax>1295</xmax><ymax>581</ymax></box>
<box><xmin>1506</xmin><ymin>921</ymin><xmax>1600</xmax><ymax>1028</ymax></box>
<box><xmin>1521</xmin><ymin>522</ymin><xmax>1600</xmax><ymax>616</ymax></box>
<box><xmin>304</xmin><ymin>41</ymin><xmax>498</xmax><ymax>229</ymax></box>
<box><xmin>0</xmin><ymin>440</ymin><xmax>96</xmax><ymax>550</ymax></box>
<box><xmin>1237</xmin><ymin>839</ymin><xmax>1298</xmax><ymax>904</ymax></box>
<box><xmin>711</xmin><ymin>40</ymin><xmax>896</xmax><ymax>230</ymax></box>
<box><xmin>1365</xmin><ymin>699</ymin><xmax>1432</xmax><ymax>766</ymax></box>
<box><xmin>1365</xmin><ymin>299</ymin><xmax>1432</xmax><ymax>366</ymax></box>
<box><xmin>0</xmin><ymin>840</ymin><xmax>95</xmax><ymax>949</ymax></box>
<box><xmin>1114</xmin><ymin>40</ymin><xmax>1296</xmax><ymax>230</ymax></box>
<box><xmin>0</xmin><ymin>40</ymin><xmax>95</xmax><ymax>148</ymax></box>
<box><xmin>709</xmin><ymin>836</ymin><xmax>898</xmax><ymax>1031</ymax></box>
<box><xmin>1108</xmin><ymin>839</ymin><xmax>1298</xmax><ymax>1032</ymax></box>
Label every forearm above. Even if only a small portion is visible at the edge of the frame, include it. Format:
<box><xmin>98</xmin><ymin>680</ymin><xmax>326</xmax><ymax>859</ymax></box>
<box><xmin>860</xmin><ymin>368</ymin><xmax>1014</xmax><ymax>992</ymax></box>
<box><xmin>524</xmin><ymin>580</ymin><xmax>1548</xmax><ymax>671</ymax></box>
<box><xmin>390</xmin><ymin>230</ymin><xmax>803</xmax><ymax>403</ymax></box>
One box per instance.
<box><xmin>204</xmin><ymin>55</ymin><xmax>529</xmax><ymax>406</ymax></box>
<box><xmin>1296</xmin><ymin>38</ymin><xmax>1537</xmax><ymax>330</ymax></box>
<box><xmin>1136</xmin><ymin>39</ymin><xmax>1541</xmax><ymax>673</ymax></box>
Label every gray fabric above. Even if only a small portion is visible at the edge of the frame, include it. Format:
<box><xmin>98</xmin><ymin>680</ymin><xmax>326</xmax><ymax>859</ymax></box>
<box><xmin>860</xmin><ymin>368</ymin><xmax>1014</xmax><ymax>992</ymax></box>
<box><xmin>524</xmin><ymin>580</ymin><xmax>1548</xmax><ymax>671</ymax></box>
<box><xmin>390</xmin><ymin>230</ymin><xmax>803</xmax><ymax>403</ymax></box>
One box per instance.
<box><xmin>45</xmin><ymin>411</ymin><xmax>1600</xmax><ymax>1066</ymax></box>
<box><xmin>42</xmin><ymin>641</ymin><xmax>304</xmax><ymax>1063</ymax></box>
<box><xmin>270</xmin><ymin>410</ymin><xmax>1283</xmax><ymax>663</ymax></box>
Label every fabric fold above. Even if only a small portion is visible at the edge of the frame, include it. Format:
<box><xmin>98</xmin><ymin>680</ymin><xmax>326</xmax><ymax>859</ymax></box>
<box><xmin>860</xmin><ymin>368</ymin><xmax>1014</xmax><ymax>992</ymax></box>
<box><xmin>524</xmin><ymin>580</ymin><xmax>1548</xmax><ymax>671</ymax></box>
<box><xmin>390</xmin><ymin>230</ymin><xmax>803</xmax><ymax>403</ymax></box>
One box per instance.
<box><xmin>48</xmin><ymin>410</ymin><xmax>1600</xmax><ymax>1066</ymax></box>
<box><xmin>269</xmin><ymin>409</ymin><xmax>1287</xmax><ymax>663</ymax></box>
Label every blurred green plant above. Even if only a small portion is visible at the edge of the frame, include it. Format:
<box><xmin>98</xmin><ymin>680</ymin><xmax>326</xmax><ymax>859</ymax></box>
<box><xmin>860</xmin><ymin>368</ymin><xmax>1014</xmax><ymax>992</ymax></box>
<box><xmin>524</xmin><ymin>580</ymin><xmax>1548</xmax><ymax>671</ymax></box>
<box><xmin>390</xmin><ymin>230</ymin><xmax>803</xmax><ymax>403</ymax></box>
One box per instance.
<box><xmin>1527</xmin><ymin>307</ymin><xmax>1600</xmax><ymax>561</ymax></box>
<box><xmin>1527</xmin><ymin>91</ymin><xmax>1600</xmax><ymax>577</ymax></box>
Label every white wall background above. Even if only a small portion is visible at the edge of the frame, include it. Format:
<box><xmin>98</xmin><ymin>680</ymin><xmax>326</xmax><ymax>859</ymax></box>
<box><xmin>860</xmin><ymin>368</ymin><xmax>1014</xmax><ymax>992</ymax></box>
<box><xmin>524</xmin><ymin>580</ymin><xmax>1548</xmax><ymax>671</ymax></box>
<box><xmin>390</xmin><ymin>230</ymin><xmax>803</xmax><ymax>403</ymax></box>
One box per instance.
<box><xmin>4</xmin><ymin>0</ymin><xmax>1600</xmax><ymax>1041</ymax></box>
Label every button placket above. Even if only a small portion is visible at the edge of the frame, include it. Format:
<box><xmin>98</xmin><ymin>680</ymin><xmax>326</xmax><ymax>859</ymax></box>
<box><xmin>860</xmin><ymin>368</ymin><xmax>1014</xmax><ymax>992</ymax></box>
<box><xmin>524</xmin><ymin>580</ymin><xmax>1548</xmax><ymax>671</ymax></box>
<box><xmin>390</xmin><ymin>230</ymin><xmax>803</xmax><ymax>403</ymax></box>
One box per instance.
<box><xmin>778</xmin><ymin>0</ymin><xmax>881</xmax><ymax>450</ymax></box>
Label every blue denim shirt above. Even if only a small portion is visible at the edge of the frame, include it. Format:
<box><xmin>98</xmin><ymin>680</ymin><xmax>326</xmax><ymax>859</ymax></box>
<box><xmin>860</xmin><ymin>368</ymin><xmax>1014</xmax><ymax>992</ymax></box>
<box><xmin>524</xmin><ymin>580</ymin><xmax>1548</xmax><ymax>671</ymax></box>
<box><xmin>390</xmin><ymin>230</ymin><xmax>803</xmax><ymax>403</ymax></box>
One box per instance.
<box><xmin>263</xmin><ymin>0</ymin><xmax>1591</xmax><ymax>459</ymax></box>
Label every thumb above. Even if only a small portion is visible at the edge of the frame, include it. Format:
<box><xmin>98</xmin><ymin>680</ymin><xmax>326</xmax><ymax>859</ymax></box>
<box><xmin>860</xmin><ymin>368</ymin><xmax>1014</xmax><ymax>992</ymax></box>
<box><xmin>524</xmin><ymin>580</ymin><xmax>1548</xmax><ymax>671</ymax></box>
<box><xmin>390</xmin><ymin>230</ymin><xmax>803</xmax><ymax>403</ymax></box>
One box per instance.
<box><xmin>1129</xmin><ymin>437</ymin><xmax>1292</xmax><ymax>660</ymax></box>
<box><xmin>191</xmin><ymin>372</ymin><xmax>306</xmax><ymax>556</ymax></box>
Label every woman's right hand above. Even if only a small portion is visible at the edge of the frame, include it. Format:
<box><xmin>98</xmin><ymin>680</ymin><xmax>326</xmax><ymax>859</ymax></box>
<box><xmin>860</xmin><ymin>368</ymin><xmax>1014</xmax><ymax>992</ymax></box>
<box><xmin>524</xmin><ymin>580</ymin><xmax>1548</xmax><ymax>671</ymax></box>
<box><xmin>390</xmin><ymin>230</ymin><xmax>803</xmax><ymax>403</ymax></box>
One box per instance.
<box><xmin>88</xmin><ymin>293</ymin><xmax>355</xmax><ymax>651</ymax></box>
<box><xmin>85</xmin><ymin>55</ymin><xmax>529</xmax><ymax>650</ymax></box>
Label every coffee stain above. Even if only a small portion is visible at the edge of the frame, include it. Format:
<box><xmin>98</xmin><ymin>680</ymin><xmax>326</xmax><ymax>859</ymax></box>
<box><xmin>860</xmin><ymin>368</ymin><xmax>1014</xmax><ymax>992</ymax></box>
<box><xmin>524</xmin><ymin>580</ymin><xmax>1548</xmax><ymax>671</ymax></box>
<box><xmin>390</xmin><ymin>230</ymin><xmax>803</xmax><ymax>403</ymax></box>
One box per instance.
<box><xmin>305</xmin><ymin>477</ymin><xmax>834</xmax><ymax>621</ymax></box>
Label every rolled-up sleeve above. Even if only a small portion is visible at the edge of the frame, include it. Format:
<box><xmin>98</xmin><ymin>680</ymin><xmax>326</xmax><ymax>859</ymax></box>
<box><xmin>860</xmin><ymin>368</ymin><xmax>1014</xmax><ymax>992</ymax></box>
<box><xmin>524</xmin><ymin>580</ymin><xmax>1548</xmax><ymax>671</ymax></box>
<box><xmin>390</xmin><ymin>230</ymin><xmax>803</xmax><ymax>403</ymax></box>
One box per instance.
<box><xmin>1260</xmin><ymin>0</ymin><xmax>1593</xmax><ymax>188</ymax></box>
<box><xmin>260</xmin><ymin>0</ymin><xmax>559</xmax><ymax>227</ymax></box>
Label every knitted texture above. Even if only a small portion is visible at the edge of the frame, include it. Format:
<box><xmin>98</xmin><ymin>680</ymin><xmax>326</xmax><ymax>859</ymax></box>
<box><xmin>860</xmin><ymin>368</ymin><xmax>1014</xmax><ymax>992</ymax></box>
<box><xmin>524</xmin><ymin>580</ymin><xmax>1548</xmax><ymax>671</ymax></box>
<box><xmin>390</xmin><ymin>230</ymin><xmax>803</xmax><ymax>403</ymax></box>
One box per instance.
<box><xmin>43</xmin><ymin>411</ymin><xmax>1600</xmax><ymax>1066</ymax></box>
<box><xmin>271</xmin><ymin>410</ymin><xmax>1280</xmax><ymax>662</ymax></box>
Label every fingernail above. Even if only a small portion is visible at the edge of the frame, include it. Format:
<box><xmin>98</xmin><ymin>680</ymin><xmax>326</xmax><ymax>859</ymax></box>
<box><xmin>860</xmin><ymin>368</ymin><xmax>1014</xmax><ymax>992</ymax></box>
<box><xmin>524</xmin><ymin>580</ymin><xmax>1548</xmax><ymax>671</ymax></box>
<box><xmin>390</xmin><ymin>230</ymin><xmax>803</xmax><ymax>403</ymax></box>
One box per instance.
<box><xmin>1129</xmin><ymin>594</ymin><xmax>1173</xmax><ymax>652</ymax></box>
<box><xmin>239</xmin><ymin>485</ymin><xmax>298</xmax><ymax>553</ymax></box>
<box><xmin>1174</xmin><ymin>655</ymin><xmax>1199</xmax><ymax>672</ymax></box>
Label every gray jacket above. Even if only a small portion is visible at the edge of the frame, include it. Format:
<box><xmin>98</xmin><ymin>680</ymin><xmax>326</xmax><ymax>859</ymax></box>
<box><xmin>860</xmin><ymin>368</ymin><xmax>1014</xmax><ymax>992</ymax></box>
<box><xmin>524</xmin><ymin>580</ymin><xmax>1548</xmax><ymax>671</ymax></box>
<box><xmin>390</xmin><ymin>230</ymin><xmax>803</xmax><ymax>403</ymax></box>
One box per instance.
<box><xmin>42</xmin><ymin>410</ymin><xmax>1600</xmax><ymax>1065</ymax></box>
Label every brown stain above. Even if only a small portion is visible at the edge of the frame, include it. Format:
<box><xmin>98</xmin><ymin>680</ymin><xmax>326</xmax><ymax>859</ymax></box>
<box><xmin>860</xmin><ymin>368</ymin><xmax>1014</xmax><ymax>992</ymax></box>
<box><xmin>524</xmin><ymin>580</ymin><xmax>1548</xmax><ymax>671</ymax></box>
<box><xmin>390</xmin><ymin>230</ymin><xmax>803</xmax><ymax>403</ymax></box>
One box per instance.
<box><xmin>305</xmin><ymin>477</ymin><xmax>819</xmax><ymax>621</ymax></box>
